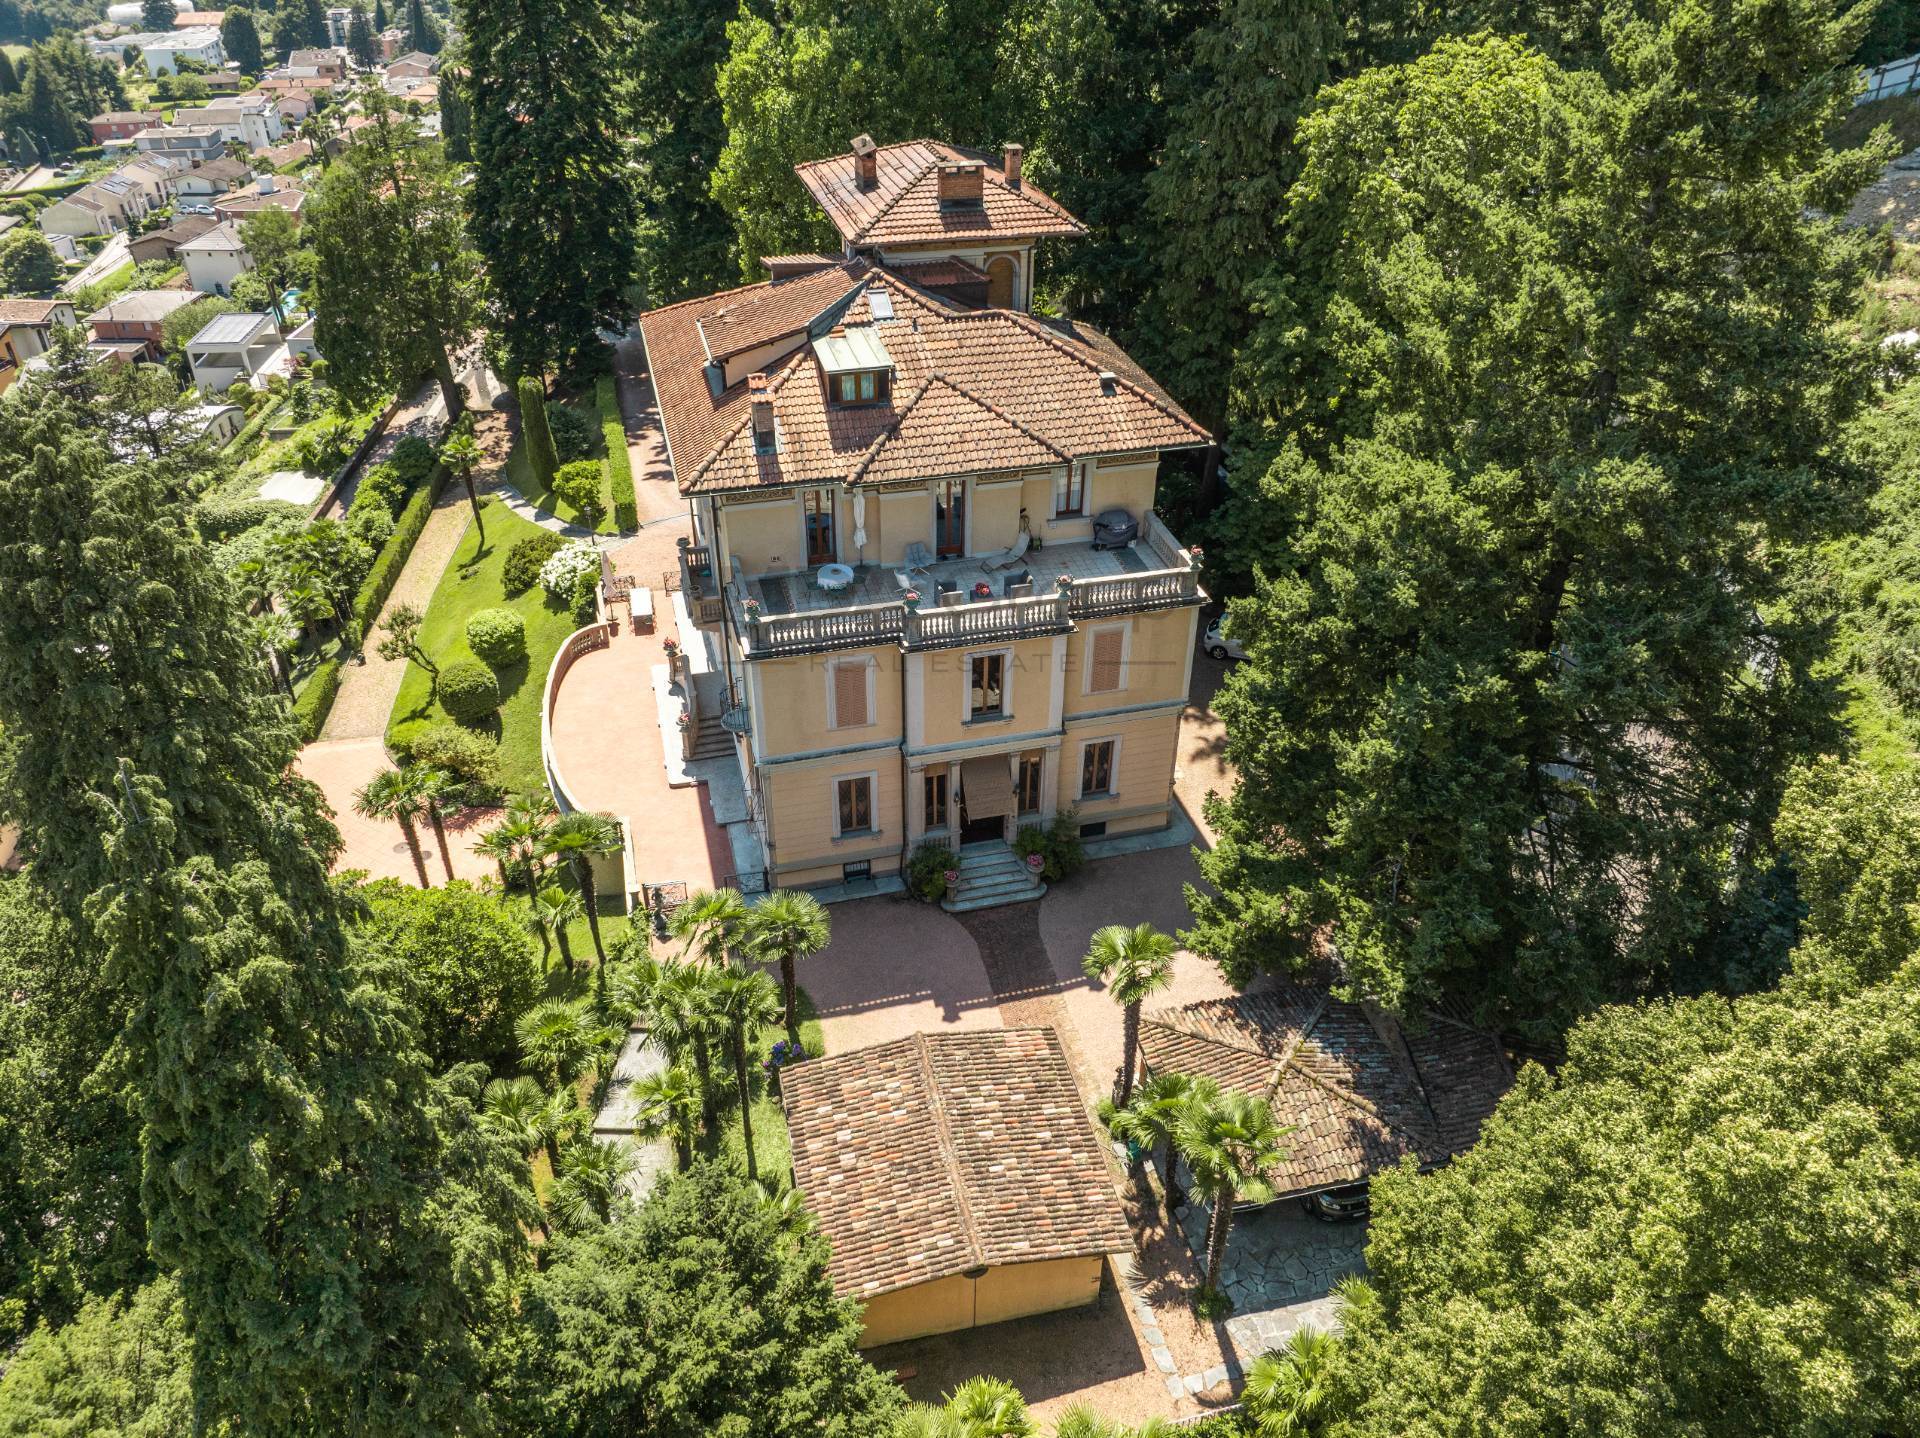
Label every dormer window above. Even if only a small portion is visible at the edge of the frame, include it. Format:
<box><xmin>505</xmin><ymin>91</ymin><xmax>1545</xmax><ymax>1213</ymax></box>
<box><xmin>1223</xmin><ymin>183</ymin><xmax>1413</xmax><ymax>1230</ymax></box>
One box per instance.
<box><xmin>816</xmin><ymin>325</ymin><xmax>894</xmax><ymax>407</ymax></box>
<box><xmin>830</xmin><ymin>369</ymin><xmax>889</xmax><ymax>404</ymax></box>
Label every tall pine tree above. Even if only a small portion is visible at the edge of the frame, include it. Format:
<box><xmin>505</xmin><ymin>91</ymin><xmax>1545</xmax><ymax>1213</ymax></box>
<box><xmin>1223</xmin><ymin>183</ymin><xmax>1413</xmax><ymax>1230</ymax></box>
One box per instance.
<box><xmin>0</xmin><ymin>381</ymin><xmax>533</xmax><ymax>1431</ymax></box>
<box><xmin>346</xmin><ymin>4</ymin><xmax>375</xmax><ymax>66</ymax></box>
<box><xmin>466</xmin><ymin>0</ymin><xmax>638</xmax><ymax>376</ymax></box>
<box><xmin>0</xmin><ymin>51</ymin><xmax>18</xmax><ymax>96</ymax></box>
<box><xmin>220</xmin><ymin>7</ymin><xmax>264</xmax><ymax>74</ymax></box>
<box><xmin>1189</xmin><ymin>13</ymin><xmax>1890</xmax><ymax>1029</ymax></box>
<box><xmin>627</xmin><ymin>0</ymin><xmax>737</xmax><ymax>304</ymax></box>
<box><xmin>405</xmin><ymin>0</ymin><xmax>439</xmax><ymax>54</ymax></box>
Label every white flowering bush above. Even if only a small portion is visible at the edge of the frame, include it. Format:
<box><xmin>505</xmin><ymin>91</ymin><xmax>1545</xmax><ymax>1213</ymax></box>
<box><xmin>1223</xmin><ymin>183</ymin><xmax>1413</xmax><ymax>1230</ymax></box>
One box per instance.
<box><xmin>538</xmin><ymin>540</ymin><xmax>599</xmax><ymax>601</ymax></box>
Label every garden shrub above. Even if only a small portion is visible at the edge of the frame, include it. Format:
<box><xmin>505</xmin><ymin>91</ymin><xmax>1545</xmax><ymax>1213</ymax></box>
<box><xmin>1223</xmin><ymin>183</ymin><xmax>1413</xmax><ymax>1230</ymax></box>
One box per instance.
<box><xmin>504</xmin><ymin>531</ymin><xmax>566</xmax><ymax>594</ymax></box>
<box><xmin>350</xmin><ymin>460</ymin><xmax>408</xmax><ymax>520</ymax></box>
<box><xmin>547</xmin><ymin>403</ymin><xmax>595</xmax><ymax>464</ymax></box>
<box><xmin>1012</xmin><ymin>809</ymin><xmax>1086</xmax><ymax>882</ymax></box>
<box><xmin>346</xmin><ymin>505</ymin><xmax>394</xmax><ymax>551</ymax></box>
<box><xmin>539</xmin><ymin>540</ymin><xmax>600</xmax><ymax>602</ymax></box>
<box><xmin>465</xmin><ymin>607</ymin><xmax>527</xmax><ymax>668</ymax></box>
<box><xmin>907</xmin><ymin>840</ymin><xmax>956</xmax><ymax>902</ymax></box>
<box><xmin>569</xmin><ymin>568</ymin><xmax>599</xmax><ymax>622</ymax></box>
<box><xmin>395</xmin><ymin>722</ymin><xmax>503</xmax><ymax>795</ymax></box>
<box><xmin>438</xmin><ymin>659</ymin><xmax>501</xmax><ymax>723</ymax></box>
<box><xmin>291</xmin><ymin>659</ymin><xmax>342</xmax><ymax>742</ymax></box>
<box><xmin>352</xmin><ymin>484</ymin><xmax>433</xmax><ymax>632</ymax></box>
<box><xmin>551</xmin><ymin>459</ymin><xmax>605</xmax><ymax>527</ymax></box>
<box><xmin>388</xmin><ymin>434</ymin><xmax>437</xmax><ymax>489</ymax></box>
<box><xmin>197</xmin><ymin>497</ymin><xmax>298</xmax><ymax>540</ymax></box>
<box><xmin>599</xmin><ymin>376</ymin><xmax>637</xmax><ymax>531</ymax></box>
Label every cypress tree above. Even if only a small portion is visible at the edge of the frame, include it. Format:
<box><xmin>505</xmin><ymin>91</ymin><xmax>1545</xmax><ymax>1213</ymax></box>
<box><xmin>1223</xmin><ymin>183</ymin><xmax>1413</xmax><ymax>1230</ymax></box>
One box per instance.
<box><xmin>374</xmin><ymin>0</ymin><xmax>388</xmax><ymax>30</ymax></box>
<box><xmin>142</xmin><ymin>0</ymin><xmax>175</xmax><ymax>32</ymax></box>
<box><xmin>0</xmin><ymin>384</ymin><xmax>532</xmax><ymax>1432</ymax></box>
<box><xmin>21</xmin><ymin>56</ymin><xmax>75</xmax><ymax>154</ymax></box>
<box><xmin>465</xmin><ymin>0</ymin><xmax>636</xmax><ymax>374</ymax></box>
<box><xmin>346</xmin><ymin>4</ymin><xmax>375</xmax><ymax>66</ymax></box>
<box><xmin>0</xmin><ymin>50</ymin><xmax>19</xmax><ymax>96</ymax></box>
<box><xmin>517</xmin><ymin>374</ymin><xmax>558</xmax><ymax>486</ymax></box>
<box><xmin>297</xmin><ymin>0</ymin><xmax>328</xmax><ymax>49</ymax></box>
<box><xmin>439</xmin><ymin>65</ymin><xmax>470</xmax><ymax>162</ymax></box>
<box><xmin>405</xmin><ymin>0</ymin><xmax>439</xmax><ymax>54</ymax></box>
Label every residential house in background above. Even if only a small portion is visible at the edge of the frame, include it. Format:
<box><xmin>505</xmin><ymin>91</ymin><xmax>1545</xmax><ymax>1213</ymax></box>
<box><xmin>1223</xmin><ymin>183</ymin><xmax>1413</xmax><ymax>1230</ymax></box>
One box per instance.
<box><xmin>200</xmin><ymin>73</ymin><xmax>250</xmax><ymax>95</ymax></box>
<box><xmin>177</xmin><ymin>220</ymin><xmax>253</xmax><ymax>296</ymax></box>
<box><xmin>89</xmin><ymin>26</ymin><xmax>225</xmax><ymax>73</ymax></box>
<box><xmin>38</xmin><ymin>164</ymin><xmax>167</xmax><ymax>236</ymax></box>
<box><xmin>287</xmin><ymin>49</ymin><xmax>347</xmax><ymax>80</ymax></box>
<box><xmin>87</xmin><ymin>289</ymin><xmax>209</xmax><ymax>360</ymax></box>
<box><xmin>638</xmin><ymin>136</ymin><xmax>1209</xmax><ymax>904</ymax></box>
<box><xmin>377</xmin><ymin>27</ymin><xmax>405</xmax><ymax>59</ymax></box>
<box><xmin>127</xmin><ymin>212</ymin><xmax>217</xmax><ymax>263</ymax></box>
<box><xmin>0</xmin><ymin>301</ymin><xmax>78</xmax><ymax>370</ymax></box>
<box><xmin>171</xmin><ymin>10</ymin><xmax>227</xmax><ymax>27</ymax></box>
<box><xmin>173</xmin><ymin>96</ymin><xmax>285</xmax><ymax>151</ymax></box>
<box><xmin>258</xmin><ymin>137</ymin><xmax>314</xmax><ymax>168</ymax></box>
<box><xmin>171</xmin><ymin>155</ymin><xmax>251</xmax><ymax>200</ymax></box>
<box><xmin>214</xmin><ymin>175</ymin><xmax>305</xmax><ymax>224</ymax></box>
<box><xmin>88</xmin><ymin>109</ymin><xmax>164</xmax><ymax>144</ymax></box>
<box><xmin>185</xmin><ymin>310</ymin><xmax>284</xmax><ymax>392</ymax></box>
<box><xmin>37</xmin><ymin>190</ymin><xmax>116</xmax><ymax>237</ymax></box>
<box><xmin>384</xmin><ymin>51</ymin><xmax>437</xmax><ymax>80</ymax></box>
<box><xmin>134</xmin><ymin>124</ymin><xmax>227</xmax><ymax>167</ymax></box>
<box><xmin>270</xmin><ymin>91</ymin><xmax>319</xmax><ymax>124</ymax></box>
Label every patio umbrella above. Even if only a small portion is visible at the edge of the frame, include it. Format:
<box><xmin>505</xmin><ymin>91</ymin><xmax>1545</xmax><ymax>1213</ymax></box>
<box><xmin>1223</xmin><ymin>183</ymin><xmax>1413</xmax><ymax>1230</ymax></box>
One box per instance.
<box><xmin>852</xmin><ymin>489</ymin><xmax>867</xmax><ymax>550</ymax></box>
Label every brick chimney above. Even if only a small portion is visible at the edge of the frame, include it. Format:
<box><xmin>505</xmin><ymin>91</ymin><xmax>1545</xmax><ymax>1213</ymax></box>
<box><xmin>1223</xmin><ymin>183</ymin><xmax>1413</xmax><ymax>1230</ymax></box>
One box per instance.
<box><xmin>937</xmin><ymin>160</ymin><xmax>984</xmax><ymax>207</ymax></box>
<box><xmin>851</xmin><ymin>133</ymin><xmax>877</xmax><ymax>191</ymax></box>
<box><xmin>1002</xmin><ymin>142</ymin><xmax>1023</xmax><ymax>190</ymax></box>
<box><xmin>748</xmin><ymin>373</ymin><xmax>776</xmax><ymax>449</ymax></box>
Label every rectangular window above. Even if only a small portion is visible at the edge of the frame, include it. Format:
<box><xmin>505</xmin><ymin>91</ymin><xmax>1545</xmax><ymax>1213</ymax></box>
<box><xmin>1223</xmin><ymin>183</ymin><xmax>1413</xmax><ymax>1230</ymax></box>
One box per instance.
<box><xmin>1054</xmin><ymin>462</ymin><xmax>1086</xmax><ymax>517</ymax></box>
<box><xmin>1016</xmin><ymin>752</ymin><xmax>1044</xmax><ymax>814</ymax></box>
<box><xmin>1079</xmin><ymin>820</ymin><xmax>1107</xmax><ymax>839</ymax></box>
<box><xmin>1087</xmin><ymin>626</ymin><xmax>1125</xmax><ymax>694</ymax></box>
<box><xmin>859</xmin><ymin>370</ymin><xmax>876</xmax><ymax>401</ymax></box>
<box><xmin>829</xmin><ymin>659</ymin><xmax>870</xmax><ymax>729</ymax></box>
<box><xmin>924</xmin><ymin>769</ymin><xmax>949</xmax><ymax>829</ymax></box>
<box><xmin>969</xmin><ymin>653</ymin><xmax>1005</xmax><ymax>719</ymax></box>
<box><xmin>843</xmin><ymin>860</ymin><xmax>872</xmax><ymax>881</ymax></box>
<box><xmin>1080</xmin><ymin>740</ymin><xmax>1116</xmax><ymax>798</ymax></box>
<box><xmin>831</xmin><ymin>371</ymin><xmax>889</xmax><ymax>404</ymax></box>
<box><xmin>836</xmin><ymin>775</ymin><xmax>873</xmax><ymax>834</ymax></box>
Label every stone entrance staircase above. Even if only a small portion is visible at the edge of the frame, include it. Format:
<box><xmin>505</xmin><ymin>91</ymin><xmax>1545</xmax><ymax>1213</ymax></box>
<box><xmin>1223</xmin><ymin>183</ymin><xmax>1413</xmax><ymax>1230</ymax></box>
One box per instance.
<box><xmin>688</xmin><ymin>713</ymin><xmax>732</xmax><ymax>762</ymax></box>
<box><xmin>940</xmin><ymin>841</ymin><xmax>1047</xmax><ymax>913</ymax></box>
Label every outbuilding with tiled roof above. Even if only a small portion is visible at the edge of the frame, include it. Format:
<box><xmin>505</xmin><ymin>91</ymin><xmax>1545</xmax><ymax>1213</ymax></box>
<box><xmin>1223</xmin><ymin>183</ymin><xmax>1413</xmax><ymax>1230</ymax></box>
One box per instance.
<box><xmin>1138</xmin><ymin>988</ymin><xmax>1515</xmax><ymax>1202</ymax></box>
<box><xmin>782</xmin><ymin>1026</ymin><xmax>1133</xmax><ymax>1348</ymax></box>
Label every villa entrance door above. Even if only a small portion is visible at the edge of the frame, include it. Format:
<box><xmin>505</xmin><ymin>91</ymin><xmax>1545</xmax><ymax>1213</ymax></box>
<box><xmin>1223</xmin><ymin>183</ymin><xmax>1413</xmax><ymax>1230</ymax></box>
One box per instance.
<box><xmin>958</xmin><ymin>755</ymin><xmax>1013</xmax><ymax>843</ymax></box>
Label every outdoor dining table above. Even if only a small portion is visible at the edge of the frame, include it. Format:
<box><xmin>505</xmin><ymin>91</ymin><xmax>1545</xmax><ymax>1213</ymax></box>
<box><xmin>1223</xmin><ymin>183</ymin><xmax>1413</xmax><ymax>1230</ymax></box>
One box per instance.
<box><xmin>816</xmin><ymin>562</ymin><xmax>857</xmax><ymax>592</ymax></box>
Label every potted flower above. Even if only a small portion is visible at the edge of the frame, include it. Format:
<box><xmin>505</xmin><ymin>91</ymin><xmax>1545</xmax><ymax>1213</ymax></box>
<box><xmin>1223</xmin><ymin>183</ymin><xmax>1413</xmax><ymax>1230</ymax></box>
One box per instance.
<box><xmin>676</xmin><ymin>711</ymin><xmax>691</xmax><ymax>729</ymax></box>
<box><xmin>661</xmin><ymin>636</ymin><xmax>679</xmax><ymax>656</ymax></box>
<box><xmin>742</xmin><ymin>596</ymin><xmax>762</xmax><ymax>620</ymax></box>
<box><xmin>1025</xmin><ymin>852</ymin><xmax>1045</xmax><ymax>875</ymax></box>
<box><xmin>903</xmin><ymin>588</ymin><xmax>922</xmax><ymax>610</ymax></box>
<box><xmin>971</xmin><ymin>580</ymin><xmax>992</xmax><ymax>600</ymax></box>
<box><xmin>943</xmin><ymin>867</ymin><xmax>960</xmax><ymax>889</ymax></box>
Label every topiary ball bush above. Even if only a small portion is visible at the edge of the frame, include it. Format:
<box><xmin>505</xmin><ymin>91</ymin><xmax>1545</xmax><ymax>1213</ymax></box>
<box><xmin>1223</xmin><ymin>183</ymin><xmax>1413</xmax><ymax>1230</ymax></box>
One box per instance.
<box><xmin>438</xmin><ymin>658</ymin><xmax>501</xmax><ymax>723</ymax></box>
<box><xmin>504</xmin><ymin>531</ymin><xmax>566</xmax><ymax>594</ymax></box>
<box><xmin>465</xmin><ymin>606</ymin><xmax>526</xmax><ymax>668</ymax></box>
<box><xmin>547</xmin><ymin>404</ymin><xmax>595</xmax><ymax>464</ymax></box>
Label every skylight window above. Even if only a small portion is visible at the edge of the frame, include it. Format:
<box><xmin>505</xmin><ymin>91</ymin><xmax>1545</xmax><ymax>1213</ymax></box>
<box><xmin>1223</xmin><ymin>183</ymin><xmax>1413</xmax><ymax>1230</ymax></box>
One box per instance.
<box><xmin>869</xmin><ymin>291</ymin><xmax>895</xmax><ymax>321</ymax></box>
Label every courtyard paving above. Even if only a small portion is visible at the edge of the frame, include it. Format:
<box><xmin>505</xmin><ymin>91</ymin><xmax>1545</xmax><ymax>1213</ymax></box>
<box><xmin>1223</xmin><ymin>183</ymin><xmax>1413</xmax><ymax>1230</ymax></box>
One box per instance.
<box><xmin>1176</xmin><ymin>1196</ymin><xmax>1366</xmax><ymax>1359</ymax></box>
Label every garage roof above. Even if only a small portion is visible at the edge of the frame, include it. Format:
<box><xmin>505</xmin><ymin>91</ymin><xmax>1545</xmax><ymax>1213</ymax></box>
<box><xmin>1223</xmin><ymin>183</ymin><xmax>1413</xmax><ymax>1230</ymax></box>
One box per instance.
<box><xmin>1139</xmin><ymin>987</ymin><xmax>1514</xmax><ymax>1200</ymax></box>
<box><xmin>783</xmin><ymin>1027</ymin><xmax>1132</xmax><ymax>1299</ymax></box>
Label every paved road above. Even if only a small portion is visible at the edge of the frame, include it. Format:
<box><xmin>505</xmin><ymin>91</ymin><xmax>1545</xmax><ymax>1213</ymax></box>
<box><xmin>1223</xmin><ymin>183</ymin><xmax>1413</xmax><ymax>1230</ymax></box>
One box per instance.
<box><xmin>3</xmin><ymin>164</ymin><xmax>57</xmax><ymax>193</ymax></box>
<box><xmin>60</xmin><ymin>231</ymin><xmax>130</xmax><ymax>294</ymax></box>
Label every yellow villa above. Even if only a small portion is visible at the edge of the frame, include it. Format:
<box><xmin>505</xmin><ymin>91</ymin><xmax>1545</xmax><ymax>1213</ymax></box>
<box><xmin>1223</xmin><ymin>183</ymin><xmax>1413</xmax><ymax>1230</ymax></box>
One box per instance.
<box><xmin>638</xmin><ymin>136</ymin><xmax>1210</xmax><ymax>906</ymax></box>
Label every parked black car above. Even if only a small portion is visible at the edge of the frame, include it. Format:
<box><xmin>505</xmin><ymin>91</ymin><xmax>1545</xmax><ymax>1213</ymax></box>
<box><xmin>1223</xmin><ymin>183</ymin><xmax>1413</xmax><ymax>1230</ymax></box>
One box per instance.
<box><xmin>1300</xmin><ymin>1183</ymin><xmax>1370</xmax><ymax>1221</ymax></box>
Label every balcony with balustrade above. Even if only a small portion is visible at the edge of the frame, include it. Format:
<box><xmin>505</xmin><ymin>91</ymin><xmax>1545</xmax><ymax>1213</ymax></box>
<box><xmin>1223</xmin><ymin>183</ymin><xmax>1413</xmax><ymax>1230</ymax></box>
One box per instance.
<box><xmin>722</xmin><ymin>511</ymin><xmax>1204</xmax><ymax>659</ymax></box>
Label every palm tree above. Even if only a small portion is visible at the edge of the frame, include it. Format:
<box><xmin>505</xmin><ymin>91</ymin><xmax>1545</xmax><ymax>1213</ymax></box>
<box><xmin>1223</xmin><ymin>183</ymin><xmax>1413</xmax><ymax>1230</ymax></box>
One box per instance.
<box><xmin>631</xmin><ymin>1064</ymin><xmax>700</xmax><ymax>1172</ymax></box>
<box><xmin>441</xmin><ymin>420</ymin><xmax>484</xmax><ymax>547</ymax></box>
<box><xmin>941</xmin><ymin>1376</ymin><xmax>1033</xmax><ymax>1438</ymax></box>
<box><xmin>354</xmin><ymin>765</ymin><xmax>429</xmax><ymax>886</ymax></box>
<box><xmin>1175</xmin><ymin>1089</ymin><xmax>1290</xmax><ymax>1306</ymax></box>
<box><xmin>245</xmin><ymin>608</ymin><xmax>299</xmax><ymax>696</ymax></box>
<box><xmin>547</xmin><ymin>1137</ymin><xmax>635</xmax><ymax>1230</ymax></box>
<box><xmin>638</xmin><ymin>959</ymin><xmax>724</xmax><ymax>1125</ymax></box>
<box><xmin>410</xmin><ymin>764</ymin><xmax>458</xmax><ymax>881</ymax></box>
<box><xmin>541</xmin><ymin>811</ymin><xmax>624</xmax><ymax>985</ymax></box>
<box><xmin>1080</xmin><ymin>922</ymin><xmax>1177</xmax><ymax>1106</ymax></box>
<box><xmin>473</xmin><ymin>826</ymin><xmax>519</xmax><ymax>890</ymax></box>
<box><xmin>480</xmin><ymin>1074</ymin><xmax>554</xmax><ymax>1239</ymax></box>
<box><xmin>515</xmin><ymin>997</ymin><xmax>596</xmax><ymax>1095</ymax></box>
<box><xmin>531</xmin><ymin>1084</ymin><xmax>589</xmax><ymax>1174</ymax></box>
<box><xmin>667</xmin><ymin>885</ymin><xmax>749</xmax><ymax>967</ymax></box>
<box><xmin>744</xmin><ymin>888</ymin><xmax>828</xmax><ymax>1040</ymax></box>
<box><xmin>712</xmin><ymin>967</ymin><xmax>783</xmax><ymax>1182</ymax></box>
<box><xmin>529</xmin><ymin>884</ymin><xmax>583</xmax><ymax>973</ymax></box>
<box><xmin>1109</xmin><ymin>1072</ymin><xmax>1217</xmax><ymax>1220</ymax></box>
<box><xmin>1242</xmin><ymin>1326</ymin><xmax>1338</xmax><ymax>1438</ymax></box>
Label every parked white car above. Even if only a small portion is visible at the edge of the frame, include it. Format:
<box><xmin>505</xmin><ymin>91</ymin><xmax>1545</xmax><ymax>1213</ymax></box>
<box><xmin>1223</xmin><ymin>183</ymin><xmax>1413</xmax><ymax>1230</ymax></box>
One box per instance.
<box><xmin>1203</xmin><ymin>613</ymin><xmax>1246</xmax><ymax>662</ymax></box>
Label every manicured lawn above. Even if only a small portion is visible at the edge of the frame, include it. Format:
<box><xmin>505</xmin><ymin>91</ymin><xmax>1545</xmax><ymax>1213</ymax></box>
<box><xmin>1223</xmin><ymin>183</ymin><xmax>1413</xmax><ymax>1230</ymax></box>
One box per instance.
<box><xmin>506</xmin><ymin>395</ymin><xmax>623</xmax><ymax>535</ymax></box>
<box><xmin>699</xmin><ymin>987</ymin><xmax>824</xmax><ymax>1185</ymax></box>
<box><xmin>387</xmin><ymin>499</ymin><xmax>584</xmax><ymax>796</ymax></box>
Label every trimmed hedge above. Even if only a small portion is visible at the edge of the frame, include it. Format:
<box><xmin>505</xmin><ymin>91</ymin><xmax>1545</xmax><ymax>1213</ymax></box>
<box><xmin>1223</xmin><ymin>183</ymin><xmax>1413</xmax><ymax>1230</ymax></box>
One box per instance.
<box><xmin>291</xmin><ymin>658</ymin><xmax>342</xmax><ymax>742</ymax></box>
<box><xmin>225</xmin><ymin>395</ymin><xmax>286</xmax><ymax>457</ymax></box>
<box><xmin>599</xmin><ymin>375</ymin><xmax>636</xmax><ymax>532</ymax></box>
<box><xmin>504</xmin><ymin>530</ymin><xmax>565</xmax><ymax>594</ymax></box>
<box><xmin>352</xmin><ymin>480</ymin><xmax>433</xmax><ymax>633</ymax></box>
<box><xmin>547</xmin><ymin>403</ymin><xmax>594</xmax><ymax>464</ymax></box>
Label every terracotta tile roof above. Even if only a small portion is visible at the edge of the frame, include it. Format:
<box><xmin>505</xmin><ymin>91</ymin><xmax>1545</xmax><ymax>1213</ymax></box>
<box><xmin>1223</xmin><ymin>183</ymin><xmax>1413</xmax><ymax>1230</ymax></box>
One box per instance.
<box><xmin>760</xmin><ymin>252</ymin><xmax>842</xmax><ymax>266</ymax></box>
<box><xmin>886</xmin><ymin>256</ymin><xmax>987</xmax><ymax>287</ymax></box>
<box><xmin>0</xmin><ymin>300</ymin><xmax>69</xmax><ymax>326</ymax></box>
<box><xmin>641</xmin><ymin>266</ymin><xmax>1209</xmax><ymax>495</ymax></box>
<box><xmin>1138</xmin><ymin>990</ymin><xmax>1513</xmax><ymax>1200</ymax></box>
<box><xmin>796</xmin><ymin>140</ymin><xmax>1086</xmax><ymax>247</ymax></box>
<box><xmin>783</xmin><ymin>1027</ymin><xmax>1133</xmax><ymax>1300</ymax></box>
